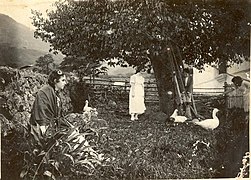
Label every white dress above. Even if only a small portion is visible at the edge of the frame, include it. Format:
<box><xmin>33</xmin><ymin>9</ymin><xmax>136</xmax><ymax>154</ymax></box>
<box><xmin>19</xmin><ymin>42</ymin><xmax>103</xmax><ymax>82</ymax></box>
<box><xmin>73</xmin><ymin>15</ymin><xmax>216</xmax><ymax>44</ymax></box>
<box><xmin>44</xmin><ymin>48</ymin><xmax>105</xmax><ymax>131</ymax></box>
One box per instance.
<box><xmin>129</xmin><ymin>73</ymin><xmax>146</xmax><ymax>114</ymax></box>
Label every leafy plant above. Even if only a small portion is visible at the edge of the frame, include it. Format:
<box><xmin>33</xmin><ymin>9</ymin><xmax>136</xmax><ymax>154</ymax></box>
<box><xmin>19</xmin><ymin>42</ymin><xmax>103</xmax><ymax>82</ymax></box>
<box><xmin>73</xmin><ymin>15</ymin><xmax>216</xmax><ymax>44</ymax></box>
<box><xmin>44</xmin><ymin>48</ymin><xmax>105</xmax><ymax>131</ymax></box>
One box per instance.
<box><xmin>21</xmin><ymin>112</ymin><xmax>105</xmax><ymax>179</ymax></box>
<box><xmin>0</xmin><ymin>113</ymin><xmax>14</xmax><ymax>136</ymax></box>
<box><xmin>237</xmin><ymin>152</ymin><xmax>250</xmax><ymax>178</ymax></box>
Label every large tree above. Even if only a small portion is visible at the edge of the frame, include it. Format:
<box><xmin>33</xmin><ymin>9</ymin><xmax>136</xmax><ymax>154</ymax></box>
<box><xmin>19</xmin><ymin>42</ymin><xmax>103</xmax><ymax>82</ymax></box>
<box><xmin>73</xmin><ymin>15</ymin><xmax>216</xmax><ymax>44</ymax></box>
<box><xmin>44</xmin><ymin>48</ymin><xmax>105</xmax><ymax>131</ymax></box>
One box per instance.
<box><xmin>31</xmin><ymin>0</ymin><xmax>250</xmax><ymax>115</ymax></box>
<box><xmin>35</xmin><ymin>54</ymin><xmax>55</xmax><ymax>74</ymax></box>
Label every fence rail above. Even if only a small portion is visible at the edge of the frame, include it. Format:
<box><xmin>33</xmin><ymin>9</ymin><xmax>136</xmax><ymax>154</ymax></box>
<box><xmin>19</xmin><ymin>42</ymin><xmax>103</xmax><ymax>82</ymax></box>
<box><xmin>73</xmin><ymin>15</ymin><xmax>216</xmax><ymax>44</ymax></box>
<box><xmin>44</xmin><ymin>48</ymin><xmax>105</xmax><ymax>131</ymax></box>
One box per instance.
<box><xmin>85</xmin><ymin>78</ymin><xmax>229</xmax><ymax>103</ymax></box>
<box><xmin>86</xmin><ymin>77</ymin><xmax>249</xmax><ymax>110</ymax></box>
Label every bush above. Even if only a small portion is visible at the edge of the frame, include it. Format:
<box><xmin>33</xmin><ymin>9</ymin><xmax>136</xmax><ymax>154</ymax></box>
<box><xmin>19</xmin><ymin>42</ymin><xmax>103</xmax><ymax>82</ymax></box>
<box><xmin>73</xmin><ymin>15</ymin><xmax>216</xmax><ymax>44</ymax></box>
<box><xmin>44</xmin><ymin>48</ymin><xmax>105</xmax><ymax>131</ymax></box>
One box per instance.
<box><xmin>1</xmin><ymin>68</ymin><xmax>72</xmax><ymax>135</ymax></box>
<box><xmin>1</xmin><ymin>68</ymin><xmax>107</xmax><ymax>179</ymax></box>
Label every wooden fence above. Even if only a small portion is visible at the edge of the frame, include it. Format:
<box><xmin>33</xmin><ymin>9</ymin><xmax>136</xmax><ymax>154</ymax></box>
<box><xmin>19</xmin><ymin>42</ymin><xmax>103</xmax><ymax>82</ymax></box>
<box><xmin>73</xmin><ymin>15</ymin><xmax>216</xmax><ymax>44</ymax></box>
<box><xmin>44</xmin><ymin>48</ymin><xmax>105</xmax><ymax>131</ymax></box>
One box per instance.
<box><xmin>85</xmin><ymin>77</ymin><xmax>158</xmax><ymax>102</ymax></box>
<box><xmin>84</xmin><ymin>77</ymin><xmax>225</xmax><ymax>103</ymax></box>
<box><xmin>84</xmin><ymin>77</ymin><xmax>249</xmax><ymax>110</ymax></box>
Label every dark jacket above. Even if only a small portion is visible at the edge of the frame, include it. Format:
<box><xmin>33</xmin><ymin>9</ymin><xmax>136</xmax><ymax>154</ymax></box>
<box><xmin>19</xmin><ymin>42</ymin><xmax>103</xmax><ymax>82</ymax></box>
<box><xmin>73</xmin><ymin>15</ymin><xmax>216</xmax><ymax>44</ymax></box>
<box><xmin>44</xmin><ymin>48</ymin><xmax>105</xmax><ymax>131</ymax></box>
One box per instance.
<box><xmin>183</xmin><ymin>75</ymin><xmax>193</xmax><ymax>93</ymax></box>
<box><xmin>30</xmin><ymin>85</ymin><xmax>60</xmax><ymax>126</ymax></box>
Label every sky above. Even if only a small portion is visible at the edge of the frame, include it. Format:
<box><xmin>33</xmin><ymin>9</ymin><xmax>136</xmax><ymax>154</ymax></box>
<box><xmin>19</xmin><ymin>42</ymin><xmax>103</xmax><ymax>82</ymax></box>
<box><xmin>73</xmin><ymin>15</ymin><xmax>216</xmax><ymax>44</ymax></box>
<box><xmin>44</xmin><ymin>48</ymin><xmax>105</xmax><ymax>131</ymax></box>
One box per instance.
<box><xmin>0</xmin><ymin>0</ymin><xmax>57</xmax><ymax>29</ymax></box>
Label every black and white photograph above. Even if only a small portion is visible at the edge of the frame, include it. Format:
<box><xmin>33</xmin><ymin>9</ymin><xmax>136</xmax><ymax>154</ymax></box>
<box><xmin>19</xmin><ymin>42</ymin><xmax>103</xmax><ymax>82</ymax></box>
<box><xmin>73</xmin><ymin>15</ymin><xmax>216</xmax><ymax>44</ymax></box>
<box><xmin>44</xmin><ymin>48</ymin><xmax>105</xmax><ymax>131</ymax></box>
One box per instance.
<box><xmin>0</xmin><ymin>0</ymin><xmax>250</xmax><ymax>179</ymax></box>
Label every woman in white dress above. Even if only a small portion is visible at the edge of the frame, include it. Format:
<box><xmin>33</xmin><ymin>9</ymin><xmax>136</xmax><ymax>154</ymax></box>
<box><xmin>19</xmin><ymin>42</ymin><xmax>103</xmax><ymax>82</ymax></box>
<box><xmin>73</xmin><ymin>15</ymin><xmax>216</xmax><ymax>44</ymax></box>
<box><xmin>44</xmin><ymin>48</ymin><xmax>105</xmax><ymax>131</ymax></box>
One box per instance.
<box><xmin>129</xmin><ymin>71</ymin><xmax>146</xmax><ymax>120</ymax></box>
<box><xmin>231</xmin><ymin>76</ymin><xmax>250</xmax><ymax>113</ymax></box>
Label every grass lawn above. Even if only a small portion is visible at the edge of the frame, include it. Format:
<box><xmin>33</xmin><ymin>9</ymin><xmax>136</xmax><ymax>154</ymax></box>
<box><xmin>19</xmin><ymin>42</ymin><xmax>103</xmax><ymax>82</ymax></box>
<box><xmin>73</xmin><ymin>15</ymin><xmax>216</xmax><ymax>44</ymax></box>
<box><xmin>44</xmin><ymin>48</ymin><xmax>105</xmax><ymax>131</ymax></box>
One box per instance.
<box><xmin>88</xmin><ymin>98</ymin><xmax>249</xmax><ymax>180</ymax></box>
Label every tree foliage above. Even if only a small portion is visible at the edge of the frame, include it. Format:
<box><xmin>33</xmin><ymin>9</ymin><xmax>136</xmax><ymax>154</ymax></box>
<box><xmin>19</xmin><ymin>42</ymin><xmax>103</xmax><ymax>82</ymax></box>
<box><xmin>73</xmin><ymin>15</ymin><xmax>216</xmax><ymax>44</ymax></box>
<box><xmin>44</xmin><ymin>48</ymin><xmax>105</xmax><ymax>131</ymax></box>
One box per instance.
<box><xmin>31</xmin><ymin>0</ymin><xmax>250</xmax><ymax>115</ymax></box>
<box><xmin>31</xmin><ymin>0</ymin><xmax>250</xmax><ymax>71</ymax></box>
<box><xmin>35</xmin><ymin>54</ymin><xmax>55</xmax><ymax>74</ymax></box>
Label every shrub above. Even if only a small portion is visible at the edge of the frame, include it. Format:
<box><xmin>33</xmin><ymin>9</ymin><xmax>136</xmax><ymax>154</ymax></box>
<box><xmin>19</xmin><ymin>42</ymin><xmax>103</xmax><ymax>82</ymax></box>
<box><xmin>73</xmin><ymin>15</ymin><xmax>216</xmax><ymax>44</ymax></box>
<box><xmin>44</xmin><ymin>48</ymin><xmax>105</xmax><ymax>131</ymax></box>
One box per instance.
<box><xmin>1</xmin><ymin>68</ymin><xmax>72</xmax><ymax>136</ymax></box>
<box><xmin>20</xmin><ymin>110</ymin><xmax>105</xmax><ymax>179</ymax></box>
<box><xmin>1</xmin><ymin>68</ymin><xmax>107</xmax><ymax>179</ymax></box>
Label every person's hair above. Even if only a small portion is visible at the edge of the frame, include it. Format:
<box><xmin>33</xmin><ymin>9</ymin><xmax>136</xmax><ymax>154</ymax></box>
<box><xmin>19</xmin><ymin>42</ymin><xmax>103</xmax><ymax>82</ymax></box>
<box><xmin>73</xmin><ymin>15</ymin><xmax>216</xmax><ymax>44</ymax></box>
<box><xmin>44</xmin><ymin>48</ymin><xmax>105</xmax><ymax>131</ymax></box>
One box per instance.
<box><xmin>232</xmin><ymin>76</ymin><xmax>243</xmax><ymax>87</ymax></box>
<box><xmin>183</xmin><ymin>68</ymin><xmax>193</xmax><ymax>74</ymax></box>
<box><xmin>183</xmin><ymin>68</ymin><xmax>189</xmax><ymax>74</ymax></box>
<box><xmin>48</xmin><ymin>70</ymin><xmax>65</xmax><ymax>88</ymax></box>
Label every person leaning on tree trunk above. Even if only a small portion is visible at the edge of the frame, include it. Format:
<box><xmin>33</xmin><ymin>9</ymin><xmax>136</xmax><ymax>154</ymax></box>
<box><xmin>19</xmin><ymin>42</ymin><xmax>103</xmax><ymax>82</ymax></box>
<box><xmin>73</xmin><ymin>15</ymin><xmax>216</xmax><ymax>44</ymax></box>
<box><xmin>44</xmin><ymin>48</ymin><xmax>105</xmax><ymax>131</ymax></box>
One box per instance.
<box><xmin>231</xmin><ymin>76</ymin><xmax>250</xmax><ymax>114</ymax></box>
<box><xmin>226</xmin><ymin>76</ymin><xmax>250</xmax><ymax>122</ymax></box>
<box><xmin>181</xmin><ymin>67</ymin><xmax>193</xmax><ymax>119</ymax></box>
<box><xmin>29</xmin><ymin>70</ymin><xmax>67</xmax><ymax>137</ymax></box>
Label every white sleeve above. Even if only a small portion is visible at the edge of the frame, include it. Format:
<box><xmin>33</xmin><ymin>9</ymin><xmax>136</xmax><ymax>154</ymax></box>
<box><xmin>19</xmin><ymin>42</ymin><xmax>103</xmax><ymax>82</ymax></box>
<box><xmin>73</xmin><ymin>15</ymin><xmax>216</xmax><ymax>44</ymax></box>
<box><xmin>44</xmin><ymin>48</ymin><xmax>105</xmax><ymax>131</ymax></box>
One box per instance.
<box><xmin>130</xmin><ymin>75</ymin><xmax>135</xmax><ymax>85</ymax></box>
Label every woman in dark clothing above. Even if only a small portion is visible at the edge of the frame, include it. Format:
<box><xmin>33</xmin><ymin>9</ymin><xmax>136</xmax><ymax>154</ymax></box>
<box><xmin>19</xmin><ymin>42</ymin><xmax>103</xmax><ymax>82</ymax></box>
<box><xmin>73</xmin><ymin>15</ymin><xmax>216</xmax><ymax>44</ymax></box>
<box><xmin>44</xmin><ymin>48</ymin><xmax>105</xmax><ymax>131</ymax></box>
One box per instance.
<box><xmin>181</xmin><ymin>67</ymin><xmax>193</xmax><ymax>119</ymax></box>
<box><xmin>30</xmin><ymin>70</ymin><xmax>67</xmax><ymax>135</ymax></box>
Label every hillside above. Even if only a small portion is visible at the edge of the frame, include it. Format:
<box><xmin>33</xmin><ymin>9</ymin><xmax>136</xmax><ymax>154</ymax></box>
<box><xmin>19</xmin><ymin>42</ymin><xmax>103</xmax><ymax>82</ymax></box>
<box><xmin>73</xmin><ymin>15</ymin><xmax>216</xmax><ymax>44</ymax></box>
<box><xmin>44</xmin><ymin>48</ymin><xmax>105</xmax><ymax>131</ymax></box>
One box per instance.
<box><xmin>0</xmin><ymin>46</ymin><xmax>56</xmax><ymax>67</ymax></box>
<box><xmin>0</xmin><ymin>14</ymin><xmax>63</xmax><ymax>67</ymax></box>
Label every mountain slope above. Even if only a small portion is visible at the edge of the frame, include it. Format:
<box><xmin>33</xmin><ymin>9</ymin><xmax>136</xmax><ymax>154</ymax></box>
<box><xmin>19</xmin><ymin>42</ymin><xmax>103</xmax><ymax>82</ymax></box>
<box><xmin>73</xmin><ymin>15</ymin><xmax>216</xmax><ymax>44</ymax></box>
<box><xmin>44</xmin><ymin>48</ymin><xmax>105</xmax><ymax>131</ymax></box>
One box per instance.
<box><xmin>0</xmin><ymin>14</ymin><xmax>63</xmax><ymax>67</ymax></box>
<box><xmin>0</xmin><ymin>46</ymin><xmax>56</xmax><ymax>67</ymax></box>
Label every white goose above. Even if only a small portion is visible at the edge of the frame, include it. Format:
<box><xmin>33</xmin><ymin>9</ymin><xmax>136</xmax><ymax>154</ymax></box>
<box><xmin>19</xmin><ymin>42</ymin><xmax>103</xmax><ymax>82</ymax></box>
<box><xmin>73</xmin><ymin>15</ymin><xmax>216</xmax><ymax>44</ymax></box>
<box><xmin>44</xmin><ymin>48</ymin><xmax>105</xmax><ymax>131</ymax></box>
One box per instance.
<box><xmin>170</xmin><ymin>109</ymin><xmax>188</xmax><ymax>123</ymax></box>
<box><xmin>194</xmin><ymin>108</ymin><xmax>220</xmax><ymax>130</ymax></box>
<box><xmin>83</xmin><ymin>100</ymin><xmax>93</xmax><ymax>112</ymax></box>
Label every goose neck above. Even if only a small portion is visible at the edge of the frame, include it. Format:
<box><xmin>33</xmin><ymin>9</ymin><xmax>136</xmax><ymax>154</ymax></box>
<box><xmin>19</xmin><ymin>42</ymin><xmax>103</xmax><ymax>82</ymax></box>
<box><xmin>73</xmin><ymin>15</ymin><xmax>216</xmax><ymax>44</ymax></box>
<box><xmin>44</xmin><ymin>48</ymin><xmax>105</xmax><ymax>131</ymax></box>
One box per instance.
<box><xmin>212</xmin><ymin>111</ymin><xmax>218</xmax><ymax>119</ymax></box>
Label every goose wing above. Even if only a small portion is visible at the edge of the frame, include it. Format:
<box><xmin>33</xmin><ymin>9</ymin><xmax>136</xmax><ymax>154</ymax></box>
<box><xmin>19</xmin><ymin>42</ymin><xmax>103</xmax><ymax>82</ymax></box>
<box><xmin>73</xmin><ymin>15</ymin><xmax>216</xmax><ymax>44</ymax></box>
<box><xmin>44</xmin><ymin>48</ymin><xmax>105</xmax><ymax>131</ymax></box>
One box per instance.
<box><xmin>174</xmin><ymin>116</ymin><xmax>187</xmax><ymax>123</ymax></box>
<box><xmin>195</xmin><ymin>118</ymin><xmax>219</xmax><ymax>130</ymax></box>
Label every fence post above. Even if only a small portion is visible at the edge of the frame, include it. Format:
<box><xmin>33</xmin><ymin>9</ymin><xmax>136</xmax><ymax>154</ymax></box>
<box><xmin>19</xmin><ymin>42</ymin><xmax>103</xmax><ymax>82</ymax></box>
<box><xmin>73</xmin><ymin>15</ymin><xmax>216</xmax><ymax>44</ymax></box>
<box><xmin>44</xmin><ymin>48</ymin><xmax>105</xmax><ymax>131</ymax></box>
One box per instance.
<box><xmin>124</xmin><ymin>79</ymin><xmax>127</xmax><ymax>92</ymax></box>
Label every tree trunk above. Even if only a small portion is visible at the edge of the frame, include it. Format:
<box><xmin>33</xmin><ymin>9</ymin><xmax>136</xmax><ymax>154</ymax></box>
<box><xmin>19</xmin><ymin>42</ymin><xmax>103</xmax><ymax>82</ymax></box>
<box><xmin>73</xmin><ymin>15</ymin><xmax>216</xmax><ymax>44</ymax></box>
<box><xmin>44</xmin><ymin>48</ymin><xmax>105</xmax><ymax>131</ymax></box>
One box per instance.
<box><xmin>150</xmin><ymin>53</ymin><xmax>175</xmax><ymax>116</ymax></box>
<box><xmin>219</xmin><ymin>58</ymin><xmax>227</xmax><ymax>74</ymax></box>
